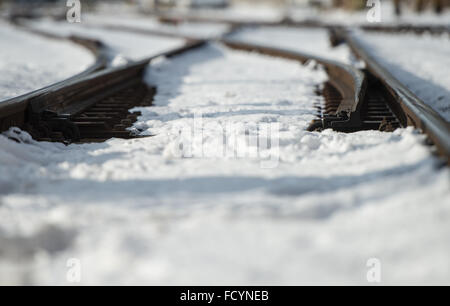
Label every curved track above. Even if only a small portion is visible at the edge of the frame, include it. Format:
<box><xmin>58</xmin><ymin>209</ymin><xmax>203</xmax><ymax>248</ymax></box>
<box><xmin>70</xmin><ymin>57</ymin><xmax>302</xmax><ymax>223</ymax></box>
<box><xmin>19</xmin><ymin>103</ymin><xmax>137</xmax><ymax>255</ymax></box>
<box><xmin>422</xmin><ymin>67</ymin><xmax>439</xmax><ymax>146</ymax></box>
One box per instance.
<box><xmin>220</xmin><ymin>33</ymin><xmax>448</xmax><ymax>164</ymax></box>
<box><xmin>0</xmin><ymin>40</ymin><xmax>205</xmax><ymax>142</ymax></box>
<box><xmin>1</xmin><ymin>19</ymin><xmax>448</xmax><ymax>164</ymax></box>
<box><xmin>338</xmin><ymin>28</ymin><xmax>450</xmax><ymax>162</ymax></box>
<box><xmin>9</xmin><ymin>19</ymin><xmax>113</xmax><ymax>75</ymax></box>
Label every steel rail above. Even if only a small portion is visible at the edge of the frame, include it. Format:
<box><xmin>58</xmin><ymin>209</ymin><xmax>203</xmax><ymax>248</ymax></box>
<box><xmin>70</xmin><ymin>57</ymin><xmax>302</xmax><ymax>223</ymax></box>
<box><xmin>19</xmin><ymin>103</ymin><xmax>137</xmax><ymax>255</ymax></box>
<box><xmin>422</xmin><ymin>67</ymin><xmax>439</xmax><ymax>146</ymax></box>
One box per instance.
<box><xmin>0</xmin><ymin>40</ymin><xmax>206</xmax><ymax>141</ymax></box>
<box><xmin>339</xmin><ymin>29</ymin><xmax>450</xmax><ymax>163</ymax></box>
<box><xmin>360</xmin><ymin>24</ymin><xmax>450</xmax><ymax>36</ymax></box>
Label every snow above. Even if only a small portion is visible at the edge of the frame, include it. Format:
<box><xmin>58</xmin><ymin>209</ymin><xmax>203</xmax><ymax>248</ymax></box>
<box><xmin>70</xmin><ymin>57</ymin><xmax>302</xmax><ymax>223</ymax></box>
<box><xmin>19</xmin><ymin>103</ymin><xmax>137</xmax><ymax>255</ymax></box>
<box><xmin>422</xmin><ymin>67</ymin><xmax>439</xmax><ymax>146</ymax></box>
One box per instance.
<box><xmin>352</xmin><ymin>30</ymin><xmax>450</xmax><ymax>121</ymax></box>
<box><xmin>288</xmin><ymin>1</ymin><xmax>450</xmax><ymax>26</ymax></box>
<box><xmin>228</xmin><ymin>26</ymin><xmax>449</xmax><ymax>121</ymax></box>
<box><xmin>0</xmin><ymin>20</ymin><xmax>94</xmax><ymax>101</ymax></box>
<box><xmin>229</xmin><ymin>26</ymin><xmax>353</xmax><ymax>64</ymax></box>
<box><xmin>25</xmin><ymin>19</ymin><xmax>187</xmax><ymax>62</ymax></box>
<box><xmin>1</xmin><ymin>43</ymin><xmax>449</xmax><ymax>285</ymax></box>
<box><xmin>167</xmin><ymin>3</ymin><xmax>285</xmax><ymax>23</ymax></box>
<box><xmin>83</xmin><ymin>13</ymin><xmax>231</xmax><ymax>39</ymax></box>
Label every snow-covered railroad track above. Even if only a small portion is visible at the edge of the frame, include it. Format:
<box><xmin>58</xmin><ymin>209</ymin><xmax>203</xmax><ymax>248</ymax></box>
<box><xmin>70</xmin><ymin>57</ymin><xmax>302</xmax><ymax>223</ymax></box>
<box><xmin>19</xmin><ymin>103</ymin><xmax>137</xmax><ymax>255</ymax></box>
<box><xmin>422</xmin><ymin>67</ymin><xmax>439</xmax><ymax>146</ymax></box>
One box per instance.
<box><xmin>221</xmin><ymin>39</ymin><xmax>368</xmax><ymax>130</ymax></box>
<box><xmin>0</xmin><ymin>40</ymin><xmax>205</xmax><ymax>143</ymax></box>
<box><xmin>334</xmin><ymin>29</ymin><xmax>450</xmax><ymax>164</ymax></box>
<box><xmin>0</xmin><ymin>29</ymin><xmax>363</xmax><ymax>145</ymax></box>
<box><xmin>1</xmin><ymin>23</ymin><xmax>449</xmax><ymax>286</ymax></box>
<box><xmin>221</xmin><ymin>36</ymin><xmax>449</xmax><ymax>164</ymax></box>
<box><xmin>1</xmin><ymin>22</ymin><xmax>448</xmax><ymax>163</ymax></box>
<box><xmin>9</xmin><ymin>19</ymin><xmax>112</xmax><ymax>74</ymax></box>
<box><xmin>155</xmin><ymin>14</ymin><xmax>450</xmax><ymax>36</ymax></box>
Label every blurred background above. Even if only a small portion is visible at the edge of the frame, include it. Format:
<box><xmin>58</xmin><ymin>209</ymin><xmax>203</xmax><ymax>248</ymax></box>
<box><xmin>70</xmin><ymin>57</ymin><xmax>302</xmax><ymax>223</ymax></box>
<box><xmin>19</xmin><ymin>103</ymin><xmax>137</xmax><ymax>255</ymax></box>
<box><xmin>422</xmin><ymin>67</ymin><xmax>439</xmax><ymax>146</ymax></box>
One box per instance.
<box><xmin>0</xmin><ymin>0</ymin><xmax>449</xmax><ymax>19</ymax></box>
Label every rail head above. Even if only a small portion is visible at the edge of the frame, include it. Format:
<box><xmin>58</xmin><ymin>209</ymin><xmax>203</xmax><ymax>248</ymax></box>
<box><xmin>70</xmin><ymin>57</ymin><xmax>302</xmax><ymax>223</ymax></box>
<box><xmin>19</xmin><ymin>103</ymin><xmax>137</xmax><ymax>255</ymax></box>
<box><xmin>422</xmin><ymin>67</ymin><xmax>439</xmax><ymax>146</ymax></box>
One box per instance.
<box><xmin>339</xmin><ymin>28</ymin><xmax>450</xmax><ymax>162</ymax></box>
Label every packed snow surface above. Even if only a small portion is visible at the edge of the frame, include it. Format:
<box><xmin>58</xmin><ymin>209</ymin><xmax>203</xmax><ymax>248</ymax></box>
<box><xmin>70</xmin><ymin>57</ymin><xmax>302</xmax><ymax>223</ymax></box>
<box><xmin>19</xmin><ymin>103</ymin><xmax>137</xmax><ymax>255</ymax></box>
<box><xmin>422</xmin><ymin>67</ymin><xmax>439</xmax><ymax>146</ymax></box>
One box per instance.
<box><xmin>0</xmin><ymin>43</ymin><xmax>449</xmax><ymax>285</ymax></box>
<box><xmin>353</xmin><ymin>30</ymin><xmax>450</xmax><ymax>121</ymax></box>
<box><xmin>27</xmin><ymin>19</ymin><xmax>186</xmax><ymax>62</ymax></box>
<box><xmin>230</xmin><ymin>26</ymin><xmax>353</xmax><ymax>64</ymax></box>
<box><xmin>0</xmin><ymin>20</ymin><xmax>94</xmax><ymax>101</ymax></box>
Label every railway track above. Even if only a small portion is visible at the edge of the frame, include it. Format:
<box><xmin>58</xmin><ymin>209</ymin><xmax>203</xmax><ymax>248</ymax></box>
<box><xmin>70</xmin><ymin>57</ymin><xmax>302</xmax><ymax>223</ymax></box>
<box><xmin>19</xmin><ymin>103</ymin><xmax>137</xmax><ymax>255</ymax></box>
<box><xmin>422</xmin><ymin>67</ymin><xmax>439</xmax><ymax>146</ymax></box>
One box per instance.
<box><xmin>335</xmin><ymin>28</ymin><xmax>450</xmax><ymax>162</ymax></box>
<box><xmin>1</xmin><ymin>20</ymin><xmax>448</xmax><ymax>164</ymax></box>
<box><xmin>220</xmin><ymin>37</ymin><xmax>449</xmax><ymax>164</ymax></box>
<box><xmin>0</xmin><ymin>40</ymin><xmax>205</xmax><ymax>143</ymax></box>
<box><xmin>221</xmin><ymin>39</ymin><xmax>404</xmax><ymax>132</ymax></box>
<box><xmin>157</xmin><ymin>14</ymin><xmax>450</xmax><ymax>36</ymax></box>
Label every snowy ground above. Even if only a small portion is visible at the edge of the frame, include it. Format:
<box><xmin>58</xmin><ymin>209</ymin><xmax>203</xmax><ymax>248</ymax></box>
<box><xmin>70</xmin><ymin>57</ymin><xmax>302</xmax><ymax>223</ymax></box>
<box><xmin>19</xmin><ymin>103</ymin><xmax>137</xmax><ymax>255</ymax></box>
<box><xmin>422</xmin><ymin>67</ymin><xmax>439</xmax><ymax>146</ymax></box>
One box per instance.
<box><xmin>351</xmin><ymin>30</ymin><xmax>450</xmax><ymax>121</ymax></box>
<box><xmin>229</xmin><ymin>26</ymin><xmax>354</xmax><ymax>64</ymax></box>
<box><xmin>135</xmin><ymin>1</ymin><xmax>450</xmax><ymax>26</ymax></box>
<box><xmin>229</xmin><ymin>26</ymin><xmax>449</xmax><ymax>122</ymax></box>
<box><xmin>0</xmin><ymin>20</ymin><xmax>94</xmax><ymax>101</ymax></box>
<box><xmin>1</xmin><ymin>43</ymin><xmax>448</xmax><ymax>285</ymax></box>
<box><xmin>165</xmin><ymin>3</ymin><xmax>285</xmax><ymax>23</ymax></box>
<box><xmin>82</xmin><ymin>12</ymin><xmax>231</xmax><ymax>40</ymax></box>
<box><xmin>25</xmin><ymin>18</ymin><xmax>187</xmax><ymax>62</ymax></box>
